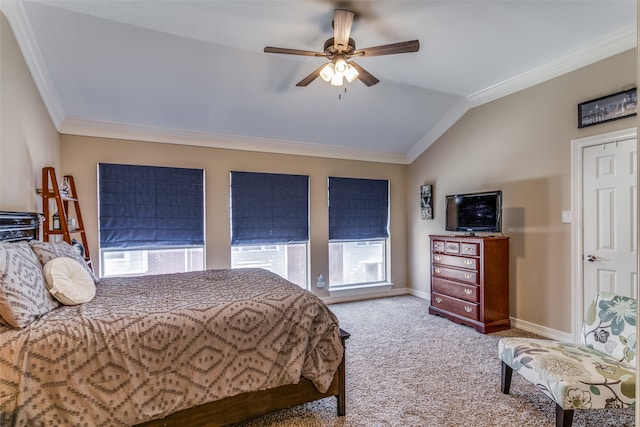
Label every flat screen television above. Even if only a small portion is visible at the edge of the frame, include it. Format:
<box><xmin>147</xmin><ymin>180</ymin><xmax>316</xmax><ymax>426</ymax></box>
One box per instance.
<box><xmin>445</xmin><ymin>190</ymin><xmax>502</xmax><ymax>234</ymax></box>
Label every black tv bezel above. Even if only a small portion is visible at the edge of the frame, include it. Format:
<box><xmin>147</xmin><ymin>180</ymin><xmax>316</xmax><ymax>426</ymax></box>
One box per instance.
<box><xmin>444</xmin><ymin>190</ymin><xmax>502</xmax><ymax>234</ymax></box>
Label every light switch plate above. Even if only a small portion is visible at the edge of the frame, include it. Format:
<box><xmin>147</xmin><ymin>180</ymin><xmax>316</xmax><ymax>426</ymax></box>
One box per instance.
<box><xmin>562</xmin><ymin>211</ymin><xmax>572</xmax><ymax>223</ymax></box>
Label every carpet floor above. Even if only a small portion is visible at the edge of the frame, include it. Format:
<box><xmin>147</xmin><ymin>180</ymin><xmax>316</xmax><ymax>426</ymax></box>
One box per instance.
<box><xmin>233</xmin><ymin>295</ymin><xmax>634</xmax><ymax>427</ymax></box>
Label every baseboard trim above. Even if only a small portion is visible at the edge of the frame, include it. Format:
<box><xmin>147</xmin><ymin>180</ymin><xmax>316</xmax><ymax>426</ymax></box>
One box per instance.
<box><xmin>509</xmin><ymin>317</ymin><xmax>573</xmax><ymax>341</ymax></box>
<box><xmin>409</xmin><ymin>288</ymin><xmax>430</xmax><ymax>300</ymax></box>
<box><xmin>408</xmin><ymin>291</ymin><xmax>572</xmax><ymax>341</ymax></box>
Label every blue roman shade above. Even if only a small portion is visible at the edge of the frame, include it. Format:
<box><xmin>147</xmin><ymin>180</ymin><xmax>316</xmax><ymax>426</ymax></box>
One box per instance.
<box><xmin>99</xmin><ymin>163</ymin><xmax>204</xmax><ymax>249</ymax></box>
<box><xmin>231</xmin><ymin>171</ymin><xmax>309</xmax><ymax>245</ymax></box>
<box><xmin>329</xmin><ymin>177</ymin><xmax>389</xmax><ymax>241</ymax></box>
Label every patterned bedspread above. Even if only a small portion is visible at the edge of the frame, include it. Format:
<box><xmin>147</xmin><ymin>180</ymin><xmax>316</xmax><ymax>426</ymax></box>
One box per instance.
<box><xmin>0</xmin><ymin>268</ymin><xmax>343</xmax><ymax>426</ymax></box>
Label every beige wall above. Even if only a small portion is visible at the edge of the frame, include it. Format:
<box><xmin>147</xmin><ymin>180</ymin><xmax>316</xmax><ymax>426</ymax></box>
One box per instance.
<box><xmin>407</xmin><ymin>49</ymin><xmax>637</xmax><ymax>334</ymax></box>
<box><xmin>60</xmin><ymin>136</ymin><xmax>408</xmax><ymax>297</ymax></box>
<box><xmin>0</xmin><ymin>12</ymin><xmax>59</xmax><ymax>211</ymax></box>
<box><xmin>4</xmin><ymin>5</ymin><xmax>637</xmax><ymax>332</ymax></box>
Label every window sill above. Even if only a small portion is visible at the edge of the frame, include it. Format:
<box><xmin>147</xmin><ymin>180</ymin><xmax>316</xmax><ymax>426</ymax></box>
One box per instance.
<box><xmin>328</xmin><ymin>282</ymin><xmax>393</xmax><ymax>293</ymax></box>
<box><xmin>321</xmin><ymin>282</ymin><xmax>403</xmax><ymax>305</ymax></box>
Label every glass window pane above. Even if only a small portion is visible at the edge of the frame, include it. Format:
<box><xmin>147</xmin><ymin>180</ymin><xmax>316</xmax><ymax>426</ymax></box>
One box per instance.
<box><xmin>101</xmin><ymin>247</ymin><xmax>204</xmax><ymax>277</ymax></box>
<box><xmin>231</xmin><ymin>243</ymin><xmax>307</xmax><ymax>288</ymax></box>
<box><xmin>329</xmin><ymin>240</ymin><xmax>386</xmax><ymax>286</ymax></box>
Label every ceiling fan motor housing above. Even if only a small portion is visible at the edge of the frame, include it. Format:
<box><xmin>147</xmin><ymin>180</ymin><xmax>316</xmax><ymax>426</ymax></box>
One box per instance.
<box><xmin>324</xmin><ymin>37</ymin><xmax>356</xmax><ymax>56</ymax></box>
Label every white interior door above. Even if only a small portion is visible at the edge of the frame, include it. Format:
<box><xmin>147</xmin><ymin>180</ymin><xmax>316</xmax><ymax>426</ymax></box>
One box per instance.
<box><xmin>582</xmin><ymin>138</ymin><xmax>638</xmax><ymax>313</ymax></box>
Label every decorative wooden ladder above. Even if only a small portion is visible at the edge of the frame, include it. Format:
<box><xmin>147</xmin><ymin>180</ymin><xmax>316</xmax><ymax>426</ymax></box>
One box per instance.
<box><xmin>41</xmin><ymin>166</ymin><xmax>92</xmax><ymax>270</ymax></box>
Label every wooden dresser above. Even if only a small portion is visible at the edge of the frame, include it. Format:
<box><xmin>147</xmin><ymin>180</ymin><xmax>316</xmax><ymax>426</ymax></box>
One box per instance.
<box><xmin>428</xmin><ymin>235</ymin><xmax>510</xmax><ymax>333</ymax></box>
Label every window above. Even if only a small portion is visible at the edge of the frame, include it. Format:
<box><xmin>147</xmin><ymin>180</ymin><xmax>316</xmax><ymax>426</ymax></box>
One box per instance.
<box><xmin>101</xmin><ymin>248</ymin><xmax>204</xmax><ymax>277</ymax></box>
<box><xmin>328</xmin><ymin>177</ymin><xmax>389</xmax><ymax>288</ymax></box>
<box><xmin>230</xmin><ymin>171</ymin><xmax>309</xmax><ymax>288</ymax></box>
<box><xmin>98</xmin><ymin>163</ymin><xmax>205</xmax><ymax>277</ymax></box>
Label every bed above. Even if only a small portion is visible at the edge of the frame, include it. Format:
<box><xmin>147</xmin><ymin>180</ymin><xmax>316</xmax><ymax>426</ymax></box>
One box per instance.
<box><xmin>0</xmin><ymin>211</ymin><xmax>349</xmax><ymax>426</ymax></box>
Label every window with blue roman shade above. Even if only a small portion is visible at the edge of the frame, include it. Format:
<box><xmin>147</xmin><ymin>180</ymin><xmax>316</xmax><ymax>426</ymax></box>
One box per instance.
<box><xmin>329</xmin><ymin>177</ymin><xmax>389</xmax><ymax>241</ymax></box>
<box><xmin>231</xmin><ymin>171</ymin><xmax>309</xmax><ymax>245</ymax></box>
<box><xmin>98</xmin><ymin>163</ymin><xmax>204</xmax><ymax>249</ymax></box>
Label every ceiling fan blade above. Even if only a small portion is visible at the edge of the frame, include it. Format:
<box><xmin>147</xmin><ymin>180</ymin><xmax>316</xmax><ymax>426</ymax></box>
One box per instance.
<box><xmin>350</xmin><ymin>62</ymin><xmax>379</xmax><ymax>87</ymax></box>
<box><xmin>333</xmin><ymin>9</ymin><xmax>354</xmax><ymax>52</ymax></box>
<box><xmin>296</xmin><ymin>63</ymin><xmax>327</xmax><ymax>87</ymax></box>
<box><xmin>264</xmin><ymin>46</ymin><xmax>328</xmax><ymax>57</ymax></box>
<box><xmin>353</xmin><ymin>40</ymin><xmax>420</xmax><ymax>57</ymax></box>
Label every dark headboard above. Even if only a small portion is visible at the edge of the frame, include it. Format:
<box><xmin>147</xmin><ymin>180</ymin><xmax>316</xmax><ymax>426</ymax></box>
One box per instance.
<box><xmin>0</xmin><ymin>211</ymin><xmax>41</xmax><ymax>242</ymax></box>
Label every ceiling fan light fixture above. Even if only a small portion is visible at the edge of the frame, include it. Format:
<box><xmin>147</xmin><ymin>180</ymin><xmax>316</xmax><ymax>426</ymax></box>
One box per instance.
<box><xmin>345</xmin><ymin>63</ymin><xmax>359</xmax><ymax>83</ymax></box>
<box><xmin>320</xmin><ymin>63</ymin><xmax>335</xmax><ymax>82</ymax></box>
<box><xmin>330</xmin><ymin>74</ymin><xmax>344</xmax><ymax>87</ymax></box>
<box><xmin>334</xmin><ymin>57</ymin><xmax>348</xmax><ymax>74</ymax></box>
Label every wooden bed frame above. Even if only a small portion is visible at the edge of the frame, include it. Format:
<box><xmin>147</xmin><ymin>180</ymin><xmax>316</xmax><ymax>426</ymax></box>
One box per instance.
<box><xmin>0</xmin><ymin>211</ymin><xmax>349</xmax><ymax>426</ymax></box>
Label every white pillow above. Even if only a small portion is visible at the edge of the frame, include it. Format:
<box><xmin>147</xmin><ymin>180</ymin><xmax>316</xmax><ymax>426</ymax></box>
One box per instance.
<box><xmin>43</xmin><ymin>257</ymin><xmax>96</xmax><ymax>305</ymax></box>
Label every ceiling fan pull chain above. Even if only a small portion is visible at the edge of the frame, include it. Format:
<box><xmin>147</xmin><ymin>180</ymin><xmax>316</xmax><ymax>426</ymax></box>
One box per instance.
<box><xmin>338</xmin><ymin>86</ymin><xmax>347</xmax><ymax>100</ymax></box>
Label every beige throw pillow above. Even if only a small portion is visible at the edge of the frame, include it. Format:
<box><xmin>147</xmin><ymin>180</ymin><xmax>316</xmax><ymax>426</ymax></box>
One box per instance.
<box><xmin>43</xmin><ymin>257</ymin><xmax>96</xmax><ymax>305</ymax></box>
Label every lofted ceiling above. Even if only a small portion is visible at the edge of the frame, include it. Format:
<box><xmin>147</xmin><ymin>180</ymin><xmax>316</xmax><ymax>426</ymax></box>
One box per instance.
<box><xmin>2</xmin><ymin>0</ymin><xmax>637</xmax><ymax>164</ymax></box>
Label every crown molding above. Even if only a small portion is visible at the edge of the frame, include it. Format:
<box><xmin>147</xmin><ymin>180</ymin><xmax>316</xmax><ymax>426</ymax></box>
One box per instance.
<box><xmin>406</xmin><ymin>26</ymin><xmax>637</xmax><ymax>162</ymax></box>
<box><xmin>4</xmin><ymin>0</ymin><xmax>636</xmax><ymax>165</ymax></box>
<box><xmin>2</xmin><ymin>0</ymin><xmax>65</xmax><ymax>130</ymax></box>
<box><xmin>467</xmin><ymin>26</ymin><xmax>637</xmax><ymax>108</ymax></box>
<box><xmin>60</xmin><ymin>117</ymin><xmax>410</xmax><ymax>164</ymax></box>
<box><xmin>405</xmin><ymin>99</ymin><xmax>470</xmax><ymax>163</ymax></box>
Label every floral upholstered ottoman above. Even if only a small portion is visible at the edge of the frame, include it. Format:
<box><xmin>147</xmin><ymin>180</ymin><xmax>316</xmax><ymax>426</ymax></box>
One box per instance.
<box><xmin>498</xmin><ymin>292</ymin><xmax>636</xmax><ymax>427</ymax></box>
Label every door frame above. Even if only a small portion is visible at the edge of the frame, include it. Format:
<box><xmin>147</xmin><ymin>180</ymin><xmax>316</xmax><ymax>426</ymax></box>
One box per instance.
<box><xmin>570</xmin><ymin>127</ymin><xmax>637</xmax><ymax>342</ymax></box>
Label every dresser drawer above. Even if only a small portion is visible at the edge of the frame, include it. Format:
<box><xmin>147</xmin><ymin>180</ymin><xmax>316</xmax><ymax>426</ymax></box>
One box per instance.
<box><xmin>460</xmin><ymin>243</ymin><xmax>479</xmax><ymax>256</ymax></box>
<box><xmin>432</xmin><ymin>254</ymin><xmax>478</xmax><ymax>271</ymax></box>
<box><xmin>432</xmin><ymin>240</ymin><xmax>445</xmax><ymax>252</ymax></box>
<box><xmin>432</xmin><ymin>265</ymin><xmax>478</xmax><ymax>285</ymax></box>
<box><xmin>431</xmin><ymin>292</ymin><xmax>479</xmax><ymax>321</ymax></box>
<box><xmin>432</xmin><ymin>277</ymin><xmax>479</xmax><ymax>303</ymax></box>
<box><xmin>444</xmin><ymin>242</ymin><xmax>460</xmax><ymax>254</ymax></box>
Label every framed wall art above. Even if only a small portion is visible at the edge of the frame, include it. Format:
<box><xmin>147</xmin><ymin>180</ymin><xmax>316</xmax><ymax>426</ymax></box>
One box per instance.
<box><xmin>421</xmin><ymin>185</ymin><xmax>432</xmax><ymax>220</ymax></box>
<box><xmin>578</xmin><ymin>88</ymin><xmax>637</xmax><ymax>128</ymax></box>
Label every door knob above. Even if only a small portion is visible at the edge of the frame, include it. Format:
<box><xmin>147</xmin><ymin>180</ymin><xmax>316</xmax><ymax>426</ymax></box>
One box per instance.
<box><xmin>586</xmin><ymin>254</ymin><xmax>600</xmax><ymax>262</ymax></box>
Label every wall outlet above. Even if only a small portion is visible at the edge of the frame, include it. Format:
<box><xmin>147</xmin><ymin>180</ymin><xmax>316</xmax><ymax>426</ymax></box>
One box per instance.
<box><xmin>562</xmin><ymin>211</ymin><xmax>572</xmax><ymax>224</ymax></box>
<box><xmin>316</xmin><ymin>274</ymin><xmax>325</xmax><ymax>288</ymax></box>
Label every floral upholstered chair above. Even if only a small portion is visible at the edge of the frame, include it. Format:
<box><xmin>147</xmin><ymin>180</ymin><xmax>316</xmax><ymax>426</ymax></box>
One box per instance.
<box><xmin>498</xmin><ymin>292</ymin><xmax>636</xmax><ymax>427</ymax></box>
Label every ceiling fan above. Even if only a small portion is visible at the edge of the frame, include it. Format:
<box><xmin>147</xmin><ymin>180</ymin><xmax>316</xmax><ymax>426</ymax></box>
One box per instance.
<box><xmin>264</xmin><ymin>9</ymin><xmax>419</xmax><ymax>87</ymax></box>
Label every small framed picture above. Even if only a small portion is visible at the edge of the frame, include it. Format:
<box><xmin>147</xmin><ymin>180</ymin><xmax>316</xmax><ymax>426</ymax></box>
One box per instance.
<box><xmin>421</xmin><ymin>185</ymin><xmax>432</xmax><ymax>220</ymax></box>
<box><xmin>578</xmin><ymin>88</ymin><xmax>637</xmax><ymax>128</ymax></box>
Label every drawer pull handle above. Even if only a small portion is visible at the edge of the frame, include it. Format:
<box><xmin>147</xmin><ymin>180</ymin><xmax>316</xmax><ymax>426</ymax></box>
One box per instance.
<box><xmin>464</xmin><ymin>260</ymin><xmax>472</xmax><ymax>265</ymax></box>
<box><xmin>447</xmin><ymin>245</ymin><xmax>457</xmax><ymax>250</ymax></box>
<box><xmin>464</xmin><ymin>289</ymin><xmax>472</xmax><ymax>295</ymax></box>
<box><xmin>464</xmin><ymin>273</ymin><xmax>472</xmax><ymax>279</ymax></box>
<box><xmin>465</xmin><ymin>247</ymin><xmax>473</xmax><ymax>252</ymax></box>
<box><xmin>435</xmin><ymin>297</ymin><xmax>442</xmax><ymax>303</ymax></box>
<box><xmin>464</xmin><ymin>306</ymin><xmax>472</xmax><ymax>313</ymax></box>
<box><xmin>435</xmin><ymin>268</ymin><xmax>441</xmax><ymax>273</ymax></box>
<box><xmin>434</xmin><ymin>255</ymin><xmax>442</xmax><ymax>261</ymax></box>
